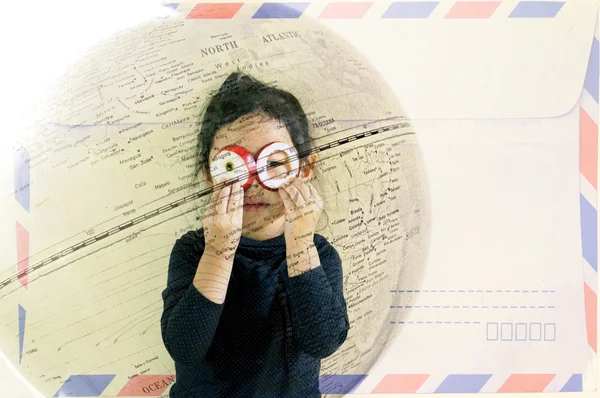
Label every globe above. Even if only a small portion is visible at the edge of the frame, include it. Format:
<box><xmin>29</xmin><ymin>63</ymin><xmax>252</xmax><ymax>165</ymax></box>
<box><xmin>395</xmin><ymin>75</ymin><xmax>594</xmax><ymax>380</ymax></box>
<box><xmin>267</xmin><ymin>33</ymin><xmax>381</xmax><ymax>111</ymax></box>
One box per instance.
<box><xmin>0</xmin><ymin>10</ymin><xmax>430</xmax><ymax>398</ymax></box>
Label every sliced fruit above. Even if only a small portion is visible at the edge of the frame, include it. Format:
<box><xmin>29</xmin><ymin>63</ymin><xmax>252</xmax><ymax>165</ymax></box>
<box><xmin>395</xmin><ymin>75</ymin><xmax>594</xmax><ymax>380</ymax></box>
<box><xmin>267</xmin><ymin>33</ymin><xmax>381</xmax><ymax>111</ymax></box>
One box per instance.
<box><xmin>210</xmin><ymin>145</ymin><xmax>256</xmax><ymax>189</ymax></box>
<box><xmin>255</xmin><ymin>142</ymin><xmax>300</xmax><ymax>191</ymax></box>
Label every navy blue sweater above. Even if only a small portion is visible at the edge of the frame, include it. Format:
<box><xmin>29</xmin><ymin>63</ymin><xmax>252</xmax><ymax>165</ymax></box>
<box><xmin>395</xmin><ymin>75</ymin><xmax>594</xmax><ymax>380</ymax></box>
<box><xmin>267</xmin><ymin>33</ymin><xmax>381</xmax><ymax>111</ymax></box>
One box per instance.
<box><xmin>161</xmin><ymin>228</ymin><xmax>350</xmax><ymax>397</ymax></box>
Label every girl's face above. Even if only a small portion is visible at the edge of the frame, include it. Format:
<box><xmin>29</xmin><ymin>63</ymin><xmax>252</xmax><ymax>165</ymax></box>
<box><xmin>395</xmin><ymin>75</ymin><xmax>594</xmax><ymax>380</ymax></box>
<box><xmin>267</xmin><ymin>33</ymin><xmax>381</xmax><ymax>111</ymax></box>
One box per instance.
<box><xmin>207</xmin><ymin>111</ymin><xmax>315</xmax><ymax>240</ymax></box>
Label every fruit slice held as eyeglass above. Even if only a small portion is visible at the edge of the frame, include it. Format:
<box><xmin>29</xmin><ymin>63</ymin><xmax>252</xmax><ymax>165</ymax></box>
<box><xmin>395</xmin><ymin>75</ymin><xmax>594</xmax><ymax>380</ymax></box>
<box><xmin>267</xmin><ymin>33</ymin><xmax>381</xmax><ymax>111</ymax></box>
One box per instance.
<box><xmin>210</xmin><ymin>142</ymin><xmax>301</xmax><ymax>211</ymax></box>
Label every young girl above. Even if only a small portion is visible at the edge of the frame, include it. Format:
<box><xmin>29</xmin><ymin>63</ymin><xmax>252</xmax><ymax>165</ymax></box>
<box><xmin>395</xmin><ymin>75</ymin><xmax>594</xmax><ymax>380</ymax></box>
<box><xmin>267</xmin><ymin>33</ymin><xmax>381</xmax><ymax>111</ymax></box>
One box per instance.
<box><xmin>161</xmin><ymin>72</ymin><xmax>350</xmax><ymax>398</ymax></box>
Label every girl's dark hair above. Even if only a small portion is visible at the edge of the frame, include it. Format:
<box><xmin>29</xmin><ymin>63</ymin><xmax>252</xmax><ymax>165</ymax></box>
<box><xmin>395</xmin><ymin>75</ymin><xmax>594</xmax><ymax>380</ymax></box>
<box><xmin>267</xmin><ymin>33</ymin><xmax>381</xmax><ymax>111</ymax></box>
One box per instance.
<box><xmin>193</xmin><ymin>71</ymin><xmax>316</xmax><ymax>184</ymax></box>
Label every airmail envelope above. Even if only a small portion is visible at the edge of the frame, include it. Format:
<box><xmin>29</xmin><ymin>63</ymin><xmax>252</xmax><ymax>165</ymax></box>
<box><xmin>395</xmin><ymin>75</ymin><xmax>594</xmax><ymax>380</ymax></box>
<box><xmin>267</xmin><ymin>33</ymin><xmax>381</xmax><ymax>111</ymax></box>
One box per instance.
<box><xmin>0</xmin><ymin>1</ymin><xmax>598</xmax><ymax>397</ymax></box>
<box><xmin>304</xmin><ymin>0</ymin><xmax>599</xmax><ymax>394</ymax></box>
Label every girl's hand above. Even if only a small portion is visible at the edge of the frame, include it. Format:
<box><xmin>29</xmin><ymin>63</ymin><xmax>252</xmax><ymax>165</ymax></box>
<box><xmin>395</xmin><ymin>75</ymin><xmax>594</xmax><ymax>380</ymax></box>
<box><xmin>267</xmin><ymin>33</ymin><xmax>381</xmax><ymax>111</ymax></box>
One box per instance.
<box><xmin>278</xmin><ymin>177</ymin><xmax>324</xmax><ymax>245</ymax></box>
<box><xmin>203</xmin><ymin>180</ymin><xmax>244</xmax><ymax>260</ymax></box>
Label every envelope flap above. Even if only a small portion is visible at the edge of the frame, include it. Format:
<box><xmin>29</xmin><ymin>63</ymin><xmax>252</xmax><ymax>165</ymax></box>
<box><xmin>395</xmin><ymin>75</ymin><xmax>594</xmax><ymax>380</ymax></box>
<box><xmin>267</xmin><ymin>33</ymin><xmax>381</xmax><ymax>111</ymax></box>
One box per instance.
<box><xmin>326</xmin><ymin>1</ymin><xmax>597</xmax><ymax>119</ymax></box>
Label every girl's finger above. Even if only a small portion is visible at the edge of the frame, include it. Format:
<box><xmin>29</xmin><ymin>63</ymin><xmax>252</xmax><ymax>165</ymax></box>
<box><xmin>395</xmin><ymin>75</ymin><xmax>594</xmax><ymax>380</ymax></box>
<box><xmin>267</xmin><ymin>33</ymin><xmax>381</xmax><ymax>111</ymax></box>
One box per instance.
<box><xmin>227</xmin><ymin>181</ymin><xmax>241</xmax><ymax>214</ymax></box>
<box><xmin>285</xmin><ymin>180</ymin><xmax>305</xmax><ymax>208</ymax></box>
<box><xmin>234</xmin><ymin>185</ymin><xmax>244</xmax><ymax>219</ymax></box>
<box><xmin>296</xmin><ymin>178</ymin><xmax>313</xmax><ymax>203</ymax></box>
<box><xmin>278</xmin><ymin>185</ymin><xmax>294</xmax><ymax>211</ymax></box>
<box><xmin>234</xmin><ymin>181</ymin><xmax>243</xmax><ymax>213</ymax></box>
<box><xmin>217</xmin><ymin>184</ymin><xmax>231</xmax><ymax>216</ymax></box>
<box><xmin>207</xmin><ymin>183</ymin><xmax>221</xmax><ymax>210</ymax></box>
<box><xmin>298</xmin><ymin>180</ymin><xmax>310</xmax><ymax>204</ymax></box>
<box><xmin>236</xmin><ymin>181</ymin><xmax>244</xmax><ymax>214</ymax></box>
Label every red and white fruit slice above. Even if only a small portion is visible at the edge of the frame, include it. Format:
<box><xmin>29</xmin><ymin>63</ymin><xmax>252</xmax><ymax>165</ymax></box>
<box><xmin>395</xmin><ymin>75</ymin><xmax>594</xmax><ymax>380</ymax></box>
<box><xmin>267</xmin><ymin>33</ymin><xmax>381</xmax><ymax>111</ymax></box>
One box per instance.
<box><xmin>210</xmin><ymin>145</ymin><xmax>256</xmax><ymax>190</ymax></box>
<box><xmin>255</xmin><ymin>142</ymin><xmax>300</xmax><ymax>191</ymax></box>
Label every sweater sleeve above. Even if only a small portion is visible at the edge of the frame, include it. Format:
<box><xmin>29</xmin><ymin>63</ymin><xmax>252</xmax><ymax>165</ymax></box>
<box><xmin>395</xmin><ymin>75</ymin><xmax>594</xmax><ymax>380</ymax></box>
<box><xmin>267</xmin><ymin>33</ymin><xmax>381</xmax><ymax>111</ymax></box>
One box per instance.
<box><xmin>160</xmin><ymin>232</ymin><xmax>225</xmax><ymax>365</ymax></box>
<box><xmin>286</xmin><ymin>238</ymin><xmax>350</xmax><ymax>359</ymax></box>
